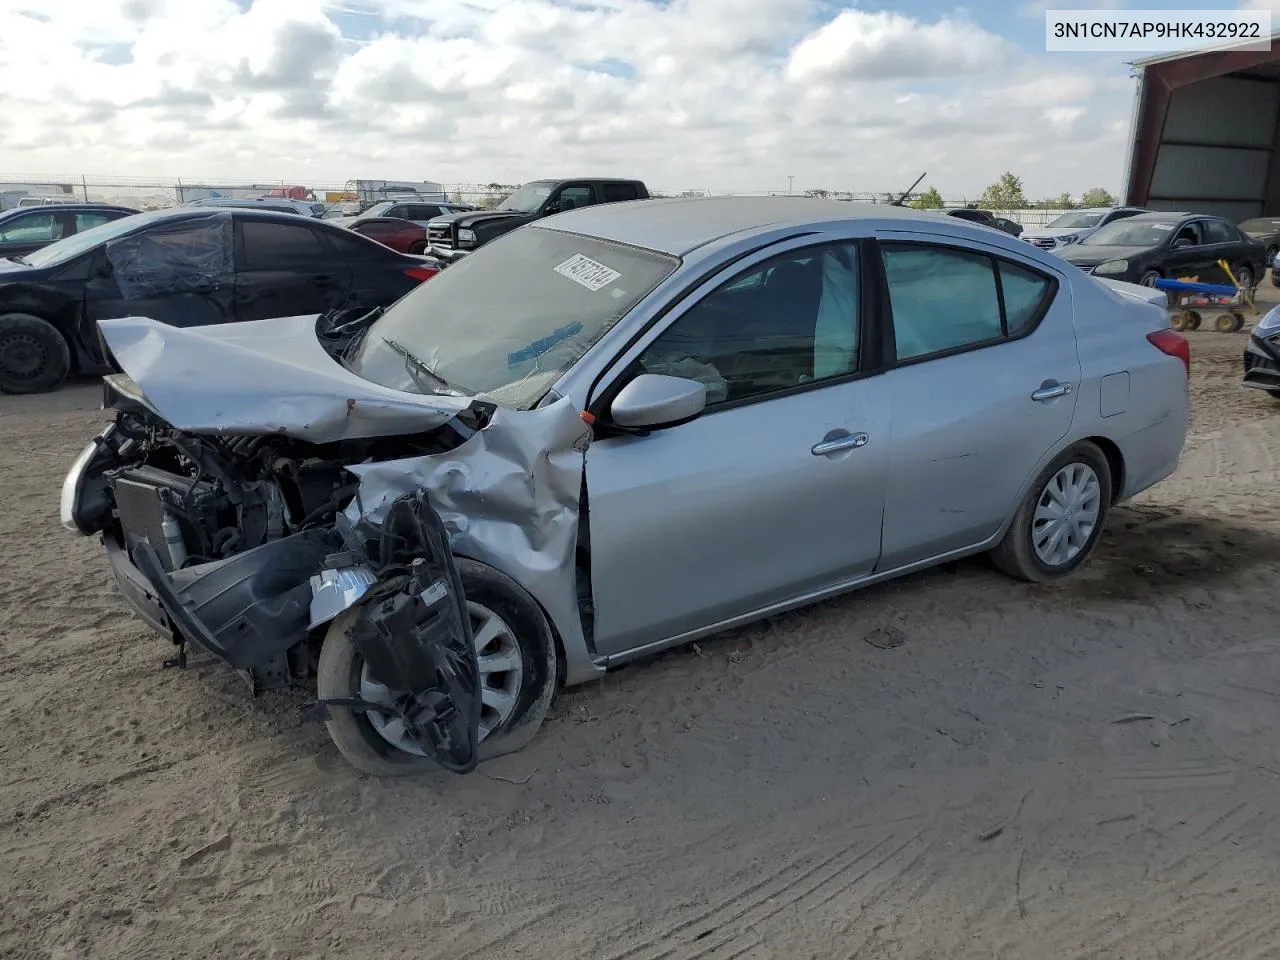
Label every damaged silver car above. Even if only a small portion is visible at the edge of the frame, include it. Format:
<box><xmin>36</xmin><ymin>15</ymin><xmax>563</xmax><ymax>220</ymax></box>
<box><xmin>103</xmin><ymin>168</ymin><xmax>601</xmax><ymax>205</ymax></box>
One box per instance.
<box><xmin>61</xmin><ymin>197</ymin><xmax>1191</xmax><ymax>776</ymax></box>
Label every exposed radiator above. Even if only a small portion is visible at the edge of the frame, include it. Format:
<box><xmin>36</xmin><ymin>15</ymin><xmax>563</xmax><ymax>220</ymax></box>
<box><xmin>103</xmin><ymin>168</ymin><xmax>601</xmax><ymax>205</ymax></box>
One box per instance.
<box><xmin>111</xmin><ymin>466</ymin><xmax>213</xmax><ymax>572</ymax></box>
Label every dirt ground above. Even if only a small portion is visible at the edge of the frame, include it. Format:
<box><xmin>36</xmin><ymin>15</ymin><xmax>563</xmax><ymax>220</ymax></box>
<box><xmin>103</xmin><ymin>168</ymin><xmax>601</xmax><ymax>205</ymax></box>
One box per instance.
<box><xmin>4</xmin><ymin>292</ymin><xmax>1280</xmax><ymax>960</ymax></box>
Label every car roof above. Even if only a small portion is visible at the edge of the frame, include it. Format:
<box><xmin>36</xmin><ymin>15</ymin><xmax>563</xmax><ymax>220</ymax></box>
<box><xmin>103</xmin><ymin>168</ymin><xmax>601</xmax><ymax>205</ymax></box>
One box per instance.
<box><xmin>1122</xmin><ymin>211</ymin><xmax>1197</xmax><ymax>222</ymax></box>
<box><xmin>541</xmin><ymin>196</ymin><xmax>954</xmax><ymax>256</ymax></box>
<box><xmin>0</xmin><ymin>203</ymin><xmax>134</xmax><ymax>219</ymax></box>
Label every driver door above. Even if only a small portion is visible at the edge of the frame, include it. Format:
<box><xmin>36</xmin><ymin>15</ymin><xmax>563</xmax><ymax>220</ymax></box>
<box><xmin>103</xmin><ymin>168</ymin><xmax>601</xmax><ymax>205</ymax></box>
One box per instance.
<box><xmin>583</xmin><ymin>234</ymin><xmax>890</xmax><ymax>656</ymax></box>
<box><xmin>1165</xmin><ymin>220</ymin><xmax>1223</xmax><ymax>282</ymax></box>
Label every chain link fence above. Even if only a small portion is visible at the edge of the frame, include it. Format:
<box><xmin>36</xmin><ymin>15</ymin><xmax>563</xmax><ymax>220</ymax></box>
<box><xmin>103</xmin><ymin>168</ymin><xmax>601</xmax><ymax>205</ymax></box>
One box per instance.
<box><xmin>0</xmin><ymin>176</ymin><xmax>1085</xmax><ymax>227</ymax></box>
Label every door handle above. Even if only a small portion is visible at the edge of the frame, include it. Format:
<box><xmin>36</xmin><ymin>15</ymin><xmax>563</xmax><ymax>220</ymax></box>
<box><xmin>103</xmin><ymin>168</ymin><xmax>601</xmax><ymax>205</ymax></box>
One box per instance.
<box><xmin>315</xmin><ymin>274</ymin><xmax>336</xmax><ymax>286</ymax></box>
<box><xmin>1031</xmin><ymin>382</ymin><xmax>1072</xmax><ymax>402</ymax></box>
<box><xmin>811</xmin><ymin>432</ymin><xmax>869</xmax><ymax>456</ymax></box>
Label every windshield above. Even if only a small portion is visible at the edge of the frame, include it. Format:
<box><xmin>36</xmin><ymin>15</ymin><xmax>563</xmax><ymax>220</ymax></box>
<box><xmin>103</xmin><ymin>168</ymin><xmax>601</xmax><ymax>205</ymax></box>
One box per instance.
<box><xmin>497</xmin><ymin>182</ymin><xmax>554</xmax><ymax>214</ymax></box>
<box><xmin>1046</xmin><ymin>212</ymin><xmax>1104</xmax><ymax>229</ymax></box>
<box><xmin>1081</xmin><ymin>220</ymin><xmax>1176</xmax><ymax>247</ymax></box>
<box><xmin>347</xmin><ymin>227</ymin><xmax>679</xmax><ymax>408</ymax></box>
<box><xmin>22</xmin><ymin>212</ymin><xmax>146</xmax><ymax>267</ymax></box>
<box><xmin>1239</xmin><ymin>218</ymin><xmax>1280</xmax><ymax>233</ymax></box>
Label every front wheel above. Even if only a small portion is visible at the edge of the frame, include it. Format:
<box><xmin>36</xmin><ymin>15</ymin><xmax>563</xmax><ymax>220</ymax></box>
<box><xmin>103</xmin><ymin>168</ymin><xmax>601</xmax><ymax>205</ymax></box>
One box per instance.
<box><xmin>1138</xmin><ymin>270</ymin><xmax>1161</xmax><ymax>287</ymax></box>
<box><xmin>0</xmin><ymin>313</ymin><xmax>71</xmax><ymax>394</ymax></box>
<box><xmin>991</xmin><ymin>442</ymin><xmax>1113</xmax><ymax>582</ymax></box>
<box><xmin>316</xmin><ymin>559</ymin><xmax>557</xmax><ymax>777</ymax></box>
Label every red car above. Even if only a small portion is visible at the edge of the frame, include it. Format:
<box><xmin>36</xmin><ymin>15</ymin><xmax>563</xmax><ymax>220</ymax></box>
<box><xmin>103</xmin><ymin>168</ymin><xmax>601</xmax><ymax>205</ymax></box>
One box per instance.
<box><xmin>349</xmin><ymin>217</ymin><xmax>431</xmax><ymax>255</ymax></box>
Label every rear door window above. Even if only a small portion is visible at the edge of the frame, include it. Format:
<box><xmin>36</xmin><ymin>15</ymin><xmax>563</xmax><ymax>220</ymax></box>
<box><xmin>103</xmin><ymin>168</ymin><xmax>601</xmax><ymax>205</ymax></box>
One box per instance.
<box><xmin>241</xmin><ymin>220</ymin><xmax>326</xmax><ymax>269</ymax></box>
<box><xmin>556</xmin><ymin>184</ymin><xmax>596</xmax><ymax>210</ymax></box>
<box><xmin>1202</xmin><ymin>220</ymin><xmax>1239</xmax><ymax>244</ymax></box>
<box><xmin>881</xmin><ymin>244</ymin><xmax>1056</xmax><ymax>361</ymax></box>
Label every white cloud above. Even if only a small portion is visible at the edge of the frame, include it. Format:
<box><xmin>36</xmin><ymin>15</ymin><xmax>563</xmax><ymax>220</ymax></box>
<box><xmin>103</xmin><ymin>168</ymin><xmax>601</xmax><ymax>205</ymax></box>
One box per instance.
<box><xmin>786</xmin><ymin>10</ymin><xmax>1005</xmax><ymax>81</ymax></box>
<box><xmin>0</xmin><ymin>0</ymin><xmax>1139</xmax><ymax>197</ymax></box>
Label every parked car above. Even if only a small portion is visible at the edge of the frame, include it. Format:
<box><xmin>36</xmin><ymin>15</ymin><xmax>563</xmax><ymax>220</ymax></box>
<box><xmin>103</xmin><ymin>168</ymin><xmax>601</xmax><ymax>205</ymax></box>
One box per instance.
<box><xmin>186</xmin><ymin>197</ymin><xmax>327</xmax><ymax>218</ymax></box>
<box><xmin>1058</xmin><ymin>211</ymin><xmax>1267</xmax><ymax>288</ymax></box>
<box><xmin>1021</xmin><ymin>207</ymin><xmax>1149</xmax><ymax>251</ymax></box>
<box><xmin>0</xmin><ymin>203</ymin><xmax>138</xmax><ymax>261</ymax></box>
<box><xmin>427</xmin><ymin>178</ymin><xmax>650</xmax><ymax>262</ymax></box>
<box><xmin>0</xmin><ymin>207</ymin><xmax>440</xmax><ymax>394</ymax></box>
<box><xmin>939</xmin><ymin>208</ymin><xmax>1022</xmax><ymax>237</ymax></box>
<box><xmin>346</xmin><ymin>217</ymin><xmax>431</xmax><ymax>254</ymax></box>
<box><xmin>344</xmin><ymin>201</ymin><xmax>476</xmax><ymax>230</ymax></box>
<box><xmin>1274</xmin><ymin>250</ymin><xmax>1280</xmax><ymax>288</ymax></box>
<box><xmin>1242</xmin><ymin>302</ymin><xmax>1280</xmax><ymax>398</ymax></box>
<box><xmin>1237</xmin><ymin>217</ymin><xmax>1280</xmax><ymax>264</ymax></box>
<box><xmin>61</xmin><ymin>198</ymin><xmax>1191</xmax><ymax>777</ymax></box>
<box><xmin>15</xmin><ymin>196</ymin><xmax>80</xmax><ymax>207</ymax></box>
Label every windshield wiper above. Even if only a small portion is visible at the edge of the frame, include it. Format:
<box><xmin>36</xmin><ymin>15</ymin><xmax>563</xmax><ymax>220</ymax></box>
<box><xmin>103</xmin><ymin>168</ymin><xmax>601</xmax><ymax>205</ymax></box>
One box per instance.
<box><xmin>381</xmin><ymin>337</ymin><xmax>457</xmax><ymax>394</ymax></box>
<box><xmin>7</xmin><ymin>255</ymin><xmax>28</xmax><ymax>265</ymax></box>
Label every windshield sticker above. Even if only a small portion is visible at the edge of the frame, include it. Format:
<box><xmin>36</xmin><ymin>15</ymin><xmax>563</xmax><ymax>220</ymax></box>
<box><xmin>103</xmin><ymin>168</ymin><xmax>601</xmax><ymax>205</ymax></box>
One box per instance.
<box><xmin>508</xmin><ymin>320</ymin><xmax>585</xmax><ymax>368</ymax></box>
<box><xmin>1149</xmin><ymin>224</ymin><xmax>1174</xmax><ymax>230</ymax></box>
<box><xmin>554</xmin><ymin>254</ymin><xmax>621</xmax><ymax>291</ymax></box>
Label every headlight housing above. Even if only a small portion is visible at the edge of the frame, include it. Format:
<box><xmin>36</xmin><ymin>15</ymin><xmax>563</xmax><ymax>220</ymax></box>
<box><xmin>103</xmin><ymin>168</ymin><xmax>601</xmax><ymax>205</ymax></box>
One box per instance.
<box><xmin>1057</xmin><ymin>234</ymin><xmax>1079</xmax><ymax>246</ymax></box>
<box><xmin>60</xmin><ymin>435</ymin><xmax>108</xmax><ymax>533</ymax></box>
<box><xmin>1094</xmin><ymin>259</ymin><xmax>1129</xmax><ymax>275</ymax></box>
<box><xmin>457</xmin><ymin>228</ymin><xmax>477</xmax><ymax>245</ymax></box>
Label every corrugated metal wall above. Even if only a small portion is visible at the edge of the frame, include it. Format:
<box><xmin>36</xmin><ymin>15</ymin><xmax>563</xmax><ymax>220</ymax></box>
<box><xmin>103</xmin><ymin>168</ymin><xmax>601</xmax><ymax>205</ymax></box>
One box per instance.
<box><xmin>1147</xmin><ymin>76</ymin><xmax>1280</xmax><ymax>220</ymax></box>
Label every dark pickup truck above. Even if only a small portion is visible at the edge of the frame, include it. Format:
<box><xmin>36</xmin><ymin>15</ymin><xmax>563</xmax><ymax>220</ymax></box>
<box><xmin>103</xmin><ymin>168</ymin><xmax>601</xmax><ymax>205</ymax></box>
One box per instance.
<box><xmin>426</xmin><ymin>178</ymin><xmax>650</xmax><ymax>262</ymax></box>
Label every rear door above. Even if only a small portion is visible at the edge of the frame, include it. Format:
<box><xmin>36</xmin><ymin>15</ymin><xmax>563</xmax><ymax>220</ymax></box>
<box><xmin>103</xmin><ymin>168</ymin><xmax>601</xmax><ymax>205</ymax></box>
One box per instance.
<box><xmin>234</xmin><ymin>218</ymin><xmax>353</xmax><ymax>322</ymax></box>
<box><xmin>1200</xmin><ymin>218</ymin><xmax>1254</xmax><ymax>283</ymax></box>
<box><xmin>872</xmin><ymin>232</ymin><xmax>1080</xmax><ymax>569</ymax></box>
<box><xmin>550</xmin><ymin>182</ymin><xmax>596</xmax><ymax>212</ymax></box>
<box><xmin>319</xmin><ymin>227</ymin><xmax>425</xmax><ymax>309</ymax></box>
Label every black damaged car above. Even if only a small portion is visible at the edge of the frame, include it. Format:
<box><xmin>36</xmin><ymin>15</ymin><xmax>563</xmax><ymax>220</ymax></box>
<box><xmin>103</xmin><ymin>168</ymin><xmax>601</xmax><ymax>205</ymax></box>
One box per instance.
<box><xmin>1058</xmin><ymin>211</ymin><xmax>1266</xmax><ymax>289</ymax></box>
<box><xmin>0</xmin><ymin>207</ymin><xmax>440</xmax><ymax>395</ymax></box>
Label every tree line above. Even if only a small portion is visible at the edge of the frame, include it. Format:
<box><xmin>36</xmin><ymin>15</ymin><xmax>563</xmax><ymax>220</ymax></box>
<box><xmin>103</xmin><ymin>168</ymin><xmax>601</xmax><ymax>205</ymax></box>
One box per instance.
<box><xmin>907</xmin><ymin>172</ymin><xmax>1115</xmax><ymax>211</ymax></box>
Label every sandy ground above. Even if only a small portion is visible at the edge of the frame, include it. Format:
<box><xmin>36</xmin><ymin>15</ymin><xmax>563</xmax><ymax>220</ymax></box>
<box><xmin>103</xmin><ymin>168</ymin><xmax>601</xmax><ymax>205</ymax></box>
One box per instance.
<box><xmin>4</xmin><ymin>293</ymin><xmax>1280</xmax><ymax>960</ymax></box>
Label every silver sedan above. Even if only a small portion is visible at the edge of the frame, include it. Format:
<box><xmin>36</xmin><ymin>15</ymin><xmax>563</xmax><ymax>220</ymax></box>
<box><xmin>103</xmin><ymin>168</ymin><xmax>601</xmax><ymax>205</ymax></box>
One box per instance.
<box><xmin>68</xmin><ymin>197</ymin><xmax>1191</xmax><ymax>775</ymax></box>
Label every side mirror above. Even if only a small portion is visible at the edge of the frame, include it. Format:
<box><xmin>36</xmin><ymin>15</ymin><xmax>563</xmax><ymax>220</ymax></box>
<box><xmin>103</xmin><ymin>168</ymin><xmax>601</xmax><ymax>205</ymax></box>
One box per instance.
<box><xmin>1172</xmin><ymin>237</ymin><xmax>1193</xmax><ymax>250</ymax></box>
<box><xmin>610</xmin><ymin>374</ymin><xmax>707</xmax><ymax>429</ymax></box>
<box><xmin>543</xmin><ymin>201</ymin><xmax>561</xmax><ymax>215</ymax></box>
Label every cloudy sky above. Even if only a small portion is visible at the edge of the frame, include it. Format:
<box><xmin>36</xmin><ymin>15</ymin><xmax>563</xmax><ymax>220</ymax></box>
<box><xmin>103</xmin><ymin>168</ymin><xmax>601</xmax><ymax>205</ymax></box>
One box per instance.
<box><xmin>0</xmin><ymin>0</ymin><xmax>1273</xmax><ymax>199</ymax></box>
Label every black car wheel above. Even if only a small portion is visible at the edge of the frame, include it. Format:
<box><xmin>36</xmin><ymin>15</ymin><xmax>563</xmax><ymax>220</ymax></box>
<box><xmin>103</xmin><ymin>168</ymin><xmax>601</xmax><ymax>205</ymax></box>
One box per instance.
<box><xmin>1233</xmin><ymin>265</ymin><xmax>1254</xmax><ymax>291</ymax></box>
<box><xmin>1138</xmin><ymin>270</ymin><xmax>1161</xmax><ymax>287</ymax></box>
<box><xmin>0</xmin><ymin>313</ymin><xmax>71</xmax><ymax>395</ymax></box>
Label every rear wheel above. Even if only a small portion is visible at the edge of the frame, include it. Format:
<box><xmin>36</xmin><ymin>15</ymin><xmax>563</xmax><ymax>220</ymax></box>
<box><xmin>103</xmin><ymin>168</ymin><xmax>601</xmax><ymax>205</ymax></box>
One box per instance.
<box><xmin>991</xmin><ymin>442</ymin><xmax>1113</xmax><ymax>582</ymax></box>
<box><xmin>0</xmin><ymin>313</ymin><xmax>70</xmax><ymax>394</ymax></box>
<box><xmin>1233</xmin><ymin>265</ymin><xmax>1254</xmax><ymax>292</ymax></box>
<box><xmin>316</xmin><ymin>559</ymin><xmax>557</xmax><ymax>777</ymax></box>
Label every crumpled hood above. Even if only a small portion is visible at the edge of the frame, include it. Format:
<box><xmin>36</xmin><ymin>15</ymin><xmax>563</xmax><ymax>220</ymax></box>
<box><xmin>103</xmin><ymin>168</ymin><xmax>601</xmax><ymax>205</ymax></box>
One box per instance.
<box><xmin>97</xmin><ymin>313</ymin><xmax>474</xmax><ymax>443</ymax></box>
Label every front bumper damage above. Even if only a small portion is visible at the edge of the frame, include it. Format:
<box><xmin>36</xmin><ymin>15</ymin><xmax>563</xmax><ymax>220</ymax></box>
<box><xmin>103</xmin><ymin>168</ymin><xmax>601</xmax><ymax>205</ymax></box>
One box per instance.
<box><xmin>78</xmin><ymin>314</ymin><xmax>596</xmax><ymax>773</ymax></box>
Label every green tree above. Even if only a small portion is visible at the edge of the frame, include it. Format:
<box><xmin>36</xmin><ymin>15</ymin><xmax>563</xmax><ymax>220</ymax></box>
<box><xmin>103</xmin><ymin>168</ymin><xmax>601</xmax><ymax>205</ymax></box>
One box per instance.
<box><xmin>1079</xmin><ymin>186</ymin><xmax>1116</xmax><ymax>207</ymax></box>
<box><xmin>979</xmin><ymin>171</ymin><xmax>1028</xmax><ymax>209</ymax></box>
<box><xmin>910</xmin><ymin>186</ymin><xmax>945</xmax><ymax>209</ymax></box>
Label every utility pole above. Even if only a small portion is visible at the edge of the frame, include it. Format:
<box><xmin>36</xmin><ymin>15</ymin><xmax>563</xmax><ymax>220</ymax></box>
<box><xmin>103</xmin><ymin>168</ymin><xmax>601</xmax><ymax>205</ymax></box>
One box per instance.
<box><xmin>787</xmin><ymin>176</ymin><xmax>794</xmax><ymax>195</ymax></box>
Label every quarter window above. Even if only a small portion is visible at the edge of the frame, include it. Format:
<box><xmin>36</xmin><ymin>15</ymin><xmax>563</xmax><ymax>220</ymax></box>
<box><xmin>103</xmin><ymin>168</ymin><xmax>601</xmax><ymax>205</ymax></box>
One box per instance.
<box><xmin>75</xmin><ymin>212</ymin><xmax>117</xmax><ymax>232</ymax></box>
<box><xmin>638</xmin><ymin>243</ymin><xmax>861</xmax><ymax>407</ymax></box>
<box><xmin>881</xmin><ymin>244</ymin><xmax>1054</xmax><ymax>360</ymax></box>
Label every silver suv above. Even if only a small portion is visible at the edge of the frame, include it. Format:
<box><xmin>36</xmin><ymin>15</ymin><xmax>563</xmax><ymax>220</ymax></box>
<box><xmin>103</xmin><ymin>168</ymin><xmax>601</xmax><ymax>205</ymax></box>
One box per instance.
<box><xmin>1021</xmin><ymin>207</ymin><xmax>1148</xmax><ymax>251</ymax></box>
<box><xmin>185</xmin><ymin>197</ymin><xmax>327</xmax><ymax>218</ymax></box>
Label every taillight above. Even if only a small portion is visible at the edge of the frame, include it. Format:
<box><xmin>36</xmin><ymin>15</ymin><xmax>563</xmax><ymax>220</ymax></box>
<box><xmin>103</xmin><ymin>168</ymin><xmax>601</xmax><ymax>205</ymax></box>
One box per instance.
<box><xmin>1147</xmin><ymin>328</ymin><xmax>1190</xmax><ymax>377</ymax></box>
<box><xmin>404</xmin><ymin>266</ymin><xmax>439</xmax><ymax>282</ymax></box>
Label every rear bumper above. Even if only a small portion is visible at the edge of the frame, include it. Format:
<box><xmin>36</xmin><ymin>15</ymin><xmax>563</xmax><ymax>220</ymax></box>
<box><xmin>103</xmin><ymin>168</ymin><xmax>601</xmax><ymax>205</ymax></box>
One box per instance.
<box><xmin>1243</xmin><ymin>336</ymin><xmax>1280</xmax><ymax>391</ymax></box>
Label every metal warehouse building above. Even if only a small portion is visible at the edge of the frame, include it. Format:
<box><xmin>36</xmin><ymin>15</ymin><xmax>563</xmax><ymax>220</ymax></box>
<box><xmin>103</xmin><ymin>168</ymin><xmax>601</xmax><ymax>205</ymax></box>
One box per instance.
<box><xmin>1123</xmin><ymin>33</ymin><xmax>1280</xmax><ymax>220</ymax></box>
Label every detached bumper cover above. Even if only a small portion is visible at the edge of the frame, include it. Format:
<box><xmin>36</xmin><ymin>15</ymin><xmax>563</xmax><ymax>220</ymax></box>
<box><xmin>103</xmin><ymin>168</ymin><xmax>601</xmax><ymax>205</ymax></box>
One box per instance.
<box><xmin>427</xmin><ymin>246</ymin><xmax>470</xmax><ymax>264</ymax></box>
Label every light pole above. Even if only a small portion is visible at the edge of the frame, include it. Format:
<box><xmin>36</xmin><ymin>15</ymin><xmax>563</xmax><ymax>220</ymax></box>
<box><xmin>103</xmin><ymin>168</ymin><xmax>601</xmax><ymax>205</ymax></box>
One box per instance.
<box><xmin>788</xmin><ymin>176</ymin><xmax>794</xmax><ymax>195</ymax></box>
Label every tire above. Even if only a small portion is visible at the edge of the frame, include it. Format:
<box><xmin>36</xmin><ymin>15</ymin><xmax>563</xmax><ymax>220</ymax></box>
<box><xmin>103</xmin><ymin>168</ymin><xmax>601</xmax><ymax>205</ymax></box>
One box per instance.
<box><xmin>1267</xmin><ymin>390</ymin><xmax>1280</xmax><ymax>400</ymax></box>
<box><xmin>1184</xmin><ymin>310</ymin><xmax>1201</xmax><ymax>331</ymax></box>
<box><xmin>1267</xmin><ymin>246</ymin><xmax>1278</xmax><ymax>264</ymax></box>
<box><xmin>1138</xmin><ymin>270</ymin><xmax>1161</xmax><ymax>287</ymax></box>
<box><xmin>316</xmin><ymin>558</ymin><xmax>557</xmax><ymax>777</ymax></box>
<box><xmin>0</xmin><ymin>313</ymin><xmax>70</xmax><ymax>394</ymax></box>
<box><xmin>1233</xmin><ymin>265</ymin><xmax>1254</xmax><ymax>292</ymax></box>
<box><xmin>991</xmin><ymin>442</ymin><xmax>1113</xmax><ymax>583</ymax></box>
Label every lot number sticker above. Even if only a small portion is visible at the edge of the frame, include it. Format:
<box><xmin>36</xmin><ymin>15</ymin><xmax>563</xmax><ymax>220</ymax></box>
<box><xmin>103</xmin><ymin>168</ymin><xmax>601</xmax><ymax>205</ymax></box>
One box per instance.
<box><xmin>554</xmin><ymin>254</ymin><xmax>621</xmax><ymax>291</ymax></box>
